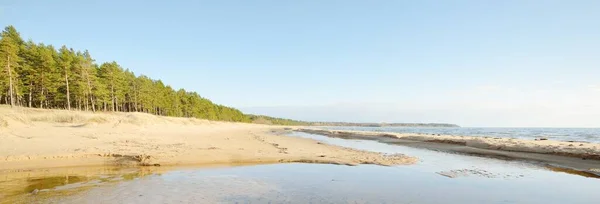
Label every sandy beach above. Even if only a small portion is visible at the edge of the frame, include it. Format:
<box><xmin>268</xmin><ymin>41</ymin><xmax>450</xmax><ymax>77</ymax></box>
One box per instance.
<box><xmin>0</xmin><ymin>107</ymin><xmax>416</xmax><ymax>172</ymax></box>
<box><xmin>1</xmin><ymin>107</ymin><xmax>599</xmax><ymax>203</ymax></box>
<box><xmin>297</xmin><ymin>128</ymin><xmax>600</xmax><ymax>174</ymax></box>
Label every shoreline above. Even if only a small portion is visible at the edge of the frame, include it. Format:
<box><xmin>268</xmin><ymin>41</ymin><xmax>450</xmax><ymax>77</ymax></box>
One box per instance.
<box><xmin>296</xmin><ymin>128</ymin><xmax>600</xmax><ymax>175</ymax></box>
<box><xmin>0</xmin><ymin>107</ymin><xmax>416</xmax><ymax>173</ymax></box>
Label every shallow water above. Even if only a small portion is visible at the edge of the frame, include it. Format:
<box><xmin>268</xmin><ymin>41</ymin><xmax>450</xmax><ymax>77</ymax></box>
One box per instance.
<box><xmin>49</xmin><ymin>163</ymin><xmax>600</xmax><ymax>204</ymax></box>
<box><xmin>6</xmin><ymin>132</ymin><xmax>600</xmax><ymax>203</ymax></box>
<box><xmin>318</xmin><ymin>126</ymin><xmax>600</xmax><ymax>143</ymax></box>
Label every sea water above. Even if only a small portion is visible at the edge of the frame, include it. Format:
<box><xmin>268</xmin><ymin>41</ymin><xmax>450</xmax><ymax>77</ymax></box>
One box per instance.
<box><xmin>318</xmin><ymin>126</ymin><xmax>600</xmax><ymax>143</ymax></box>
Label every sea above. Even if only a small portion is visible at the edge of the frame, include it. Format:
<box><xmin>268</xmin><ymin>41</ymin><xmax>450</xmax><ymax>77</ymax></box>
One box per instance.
<box><xmin>317</xmin><ymin>126</ymin><xmax>600</xmax><ymax>143</ymax></box>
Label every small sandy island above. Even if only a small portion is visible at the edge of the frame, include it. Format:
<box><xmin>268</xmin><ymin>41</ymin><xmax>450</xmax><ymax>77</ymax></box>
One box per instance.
<box><xmin>0</xmin><ymin>107</ymin><xmax>416</xmax><ymax>172</ymax></box>
<box><xmin>297</xmin><ymin>128</ymin><xmax>600</xmax><ymax>175</ymax></box>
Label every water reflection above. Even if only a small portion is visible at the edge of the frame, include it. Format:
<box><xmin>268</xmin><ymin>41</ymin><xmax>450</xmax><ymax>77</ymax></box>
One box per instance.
<box><xmin>3</xmin><ymin>132</ymin><xmax>600</xmax><ymax>203</ymax></box>
<box><xmin>0</xmin><ymin>166</ymin><xmax>158</xmax><ymax>204</ymax></box>
<box><xmin>23</xmin><ymin>176</ymin><xmax>87</xmax><ymax>194</ymax></box>
<box><xmin>45</xmin><ymin>163</ymin><xmax>600</xmax><ymax>204</ymax></box>
<box><xmin>546</xmin><ymin>166</ymin><xmax>600</xmax><ymax>179</ymax></box>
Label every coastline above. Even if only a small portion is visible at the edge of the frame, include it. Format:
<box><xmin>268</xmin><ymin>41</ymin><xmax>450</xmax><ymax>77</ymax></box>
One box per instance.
<box><xmin>296</xmin><ymin>128</ymin><xmax>600</xmax><ymax>175</ymax></box>
<box><xmin>0</xmin><ymin>107</ymin><xmax>416</xmax><ymax>172</ymax></box>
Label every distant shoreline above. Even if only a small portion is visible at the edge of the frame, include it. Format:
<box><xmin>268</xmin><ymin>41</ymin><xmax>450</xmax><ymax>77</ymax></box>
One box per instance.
<box><xmin>310</xmin><ymin>122</ymin><xmax>460</xmax><ymax>127</ymax></box>
<box><xmin>248</xmin><ymin>115</ymin><xmax>460</xmax><ymax>127</ymax></box>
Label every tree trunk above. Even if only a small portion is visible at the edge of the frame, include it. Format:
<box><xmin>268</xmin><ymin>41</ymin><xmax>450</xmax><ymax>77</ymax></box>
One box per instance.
<box><xmin>65</xmin><ymin>70</ymin><xmax>70</xmax><ymax>110</ymax></box>
<box><xmin>7</xmin><ymin>56</ymin><xmax>14</xmax><ymax>107</ymax></box>
<box><xmin>110</xmin><ymin>81</ymin><xmax>115</xmax><ymax>112</ymax></box>
<box><xmin>28</xmin><ymin>82</ymin><xmax>33</xmax><ymax>108</ymax></box>
<box><xmin>84</xmin><ymin>94</ymin><xmax>89</xmax><ymax>111</ymax></box>
<box><xmin>40</xmin><ymin>72</ymin><xmax>45</xmax><ymax>108</ymax></box>
<box><xmin>15</xmin><ymin>84</ymin><xmax>22</xmax><ymax>106</ymax></box>
<box><xmin>40</xmin><ymin>87</ymin><xmax>44</xmax><ymax>108</ymax></box>
<box><xmin>134</xmin><ymin>89</ymin><xmax>138</xmax><ymax>112</ymax></box>
<box><xmin>85</xmin><ymin>72</ymin><xmax>95</xmax><ymax>112</ymax></box>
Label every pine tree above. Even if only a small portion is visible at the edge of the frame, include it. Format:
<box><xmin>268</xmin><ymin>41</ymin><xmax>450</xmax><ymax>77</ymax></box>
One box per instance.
<box><xmin>57</xmin><ymin>46</ymin><xmax>75</xmax><ymax>110</ymax></box>
<box><xmin>36</xmin><ymin>44</ymin><xmax>59</xmax><ymax>108</ymax></box>
<box><xmin>79</xmin><ymin>50</ymin><xmax>97</xmax><ymax>111</ymax></box>
<box><xmin>92</xmin><ymin>63</ymin><xmax>109</xmax><ymax>111</ymax></box>
<box><xmin>122</xmin><ymin>70</ymin><xmax>137</xmax><ymax>112</ymax></box>
<box><xmin>21</xmin><ymin>41</ymin><xmax>40</xmax><ymax>107</ymax></box>
<box><xmin>136</xmin><ymin>75</ymin><xmax>154</xmax><ymax>113</ymax></box>
<box><xmin>98</xmin><ymin>62</ymin><xmax>126</xmax><ymax>111</ymax></box>
<box><xmin>0</xmin><ymin>26</ymin><xmax>24</xmax><ymax>107</ymax></box>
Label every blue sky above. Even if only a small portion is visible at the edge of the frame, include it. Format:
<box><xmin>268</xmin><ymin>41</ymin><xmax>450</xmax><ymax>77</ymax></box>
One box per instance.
<box><xmin>1</xmin><ymin>0</ymin><xmax>599</xmax><ymax>127</ymax></box>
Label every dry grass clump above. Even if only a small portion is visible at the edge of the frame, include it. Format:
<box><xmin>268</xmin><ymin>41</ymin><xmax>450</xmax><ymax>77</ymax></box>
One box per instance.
<box><xmin>29</xmin><ymin>112</ymin><xmax>87</xmax><ymax>123</ymax></box>
<box><xmin>0</xmin><ymin>107</ymin><xmax>32</xmax><ymax>126</ymax></box>
<box><xmin>86</xmin><ymin>115</ymin><xmax>110</xmax><ymax>124</ymax></box>
<box><xmin>0</xmin><ymin>106</ymin><xmax>214</xmax><ymax>128</ymax></box>
<box><xmin>160</xmin><ymin>115</ymin><xmax>208</xmax><ymax>125</ymax></box>
<box><xmin>4</xmin><ymin>108</ymin><xmax>109</xmax><ymax>125</ymax></box>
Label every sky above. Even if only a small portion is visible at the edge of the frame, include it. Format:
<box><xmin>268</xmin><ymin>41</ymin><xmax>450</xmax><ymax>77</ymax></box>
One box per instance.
<box><xmin>1</xmin><ymin>0</ymin><xmax>599</xmax><ymax>127</ymax></box>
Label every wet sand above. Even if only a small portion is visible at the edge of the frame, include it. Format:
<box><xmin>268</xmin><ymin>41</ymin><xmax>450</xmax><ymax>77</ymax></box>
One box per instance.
<box><xmin>15</xmin><ymin>131</ymin><xmax>600</xmax><ymax>204</ymax></box>
<box><xmin>296</xmin><ymin>128</ymin><xmax>600</xmax><ymax>175</ymax></box>
<box><xmin>0</xmin><ymin>107</ymin><xmax>416</xmax><ymax>172</ymax></box>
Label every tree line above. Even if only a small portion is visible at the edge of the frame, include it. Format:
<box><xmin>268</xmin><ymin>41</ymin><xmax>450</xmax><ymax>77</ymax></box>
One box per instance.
<box><xmin>310</xmin><ymin>122</ymin><xmax>459</xmax><ymax>127</ymax></box>
<box><xmin>247</xmin><ymin>114</ymin><xmax>311</xmax><ymax>126</ymax></box>
<box><xmin>247</xmin><ymin>114</ymin><xmax>460</xmax><ymax>127</ymax></box>
<box><xmin>0</xmin><ymin>25</ymin><xmax>249</xmax><ymax>122</ymax></box>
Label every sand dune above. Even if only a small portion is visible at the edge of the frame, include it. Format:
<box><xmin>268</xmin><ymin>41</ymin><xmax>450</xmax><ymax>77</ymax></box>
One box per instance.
<box><xmin>0</xmin><ymin>107</ymin><xmax>416</xmax><ymax>172</ymax></box>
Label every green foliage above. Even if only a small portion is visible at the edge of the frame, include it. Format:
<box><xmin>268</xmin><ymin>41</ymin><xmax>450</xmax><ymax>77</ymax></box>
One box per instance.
<box><xmin>247</xmin><ymin>114</ymin><xmax>309</xmax><ymax>126</ymax></box>
<box><xmin>0</xmin><ymin>25</ymin><xmax>24</xmax><ymax>106</ymax></box>
<box><xmin>0</xmin><ymin>25</ymin><xmax>249</xmax><ymax>122</ymax></box>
